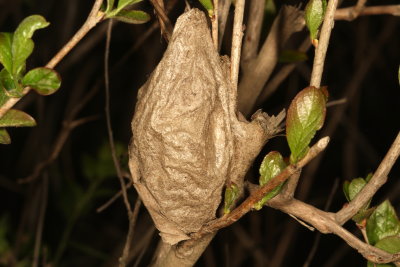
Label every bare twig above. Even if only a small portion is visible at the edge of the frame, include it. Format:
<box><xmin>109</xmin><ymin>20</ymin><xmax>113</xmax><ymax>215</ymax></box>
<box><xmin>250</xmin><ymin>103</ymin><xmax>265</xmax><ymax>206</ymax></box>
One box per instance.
<box><xmin>0</xmin><ymin>0</ymin><xmax>105</xmax><ymax>119</ymax></box>
<box><xmin>230</xmin><ymin>0</ymin><xmax>245</xmax><ymax>90</ymax></box>
<box><xmin>335</xmin><ymin>5</ymin><xmax>400</xmax><ymax>21</ymax></box>
<box><xmin>149</xmin><ymin>0</ymin><xmax>173</xmax><ymax>41</ymax></box>
<box><xmin>238</xmin><ymin>6</ymin><xmax>304</xmax><ymax>116</ymax></box>
<box><xmin>335</xmin><ymin>132</ymin><xmax>400</xmax><ymax>225</ymax></box>
<box><xmin>212</xmin><ymin>0</ymin><xmax>219</xmax><ymax>49</ymax></box>
<box><xmin>97</xmin><ymin>179</ymin><xmax>132</xmax><ymax>213</ymax></box>
<box><xmin>217</xmin><ymin>0</ymin><xmax>231</xmax><ymax>51</ymax></box>
<box><xmin>310</xmin><ymin>0</ymin><xmax>339</xmax><ymax>87</ymax></box>
<box><xmin>241</xmin><ymin>0</ymin><xmax>264</xmax><ymax>64</ymax></box>
<box><xmin>121</xmin><ymin>197</ymin><xmax>142</xmax><ymax>266</ymax></box>
<box><xmin>189</xmin><ymin>137</ymin><xmax>330</xmax><ymax>240</ymax></box>
<box><xmin>32</xmin><ymin>174</ymin><xmax>48</xmax><ymax>267</ymax></box>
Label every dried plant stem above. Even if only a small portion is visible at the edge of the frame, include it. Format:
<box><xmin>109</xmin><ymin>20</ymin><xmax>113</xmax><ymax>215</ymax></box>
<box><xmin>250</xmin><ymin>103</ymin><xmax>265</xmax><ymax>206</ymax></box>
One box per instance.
<box><xmin>335</xmin><ymin>5</ymin><xmax>400</xmax><ymax>20</ymax></box>
<box><xmin>335</xmin><ymin>131</ymin><xmax>400</xmax><ymax>225</ymax></box>
<box><xmin>0</xmin><ymin>0</ymin><xmax>104</xmax><ymax>119</ymax></box>
<box><xmin>230</xmin><ymin>0</ymin><xmax>245</xmax><ymax>90</ymax></box>
<box><xmin>149</xmin><ymin>0</ymin><xmax>173</xmax><ymax>41</ymax></box>
<box><xmin>212</xmin><ymin>0</ymin><xmax>218</xmax><ymax>49</ymax></box>
<box><xmin>310</xmin><ymin>0</ymin><xmax>339</xmax><ymax>88</ymax></box>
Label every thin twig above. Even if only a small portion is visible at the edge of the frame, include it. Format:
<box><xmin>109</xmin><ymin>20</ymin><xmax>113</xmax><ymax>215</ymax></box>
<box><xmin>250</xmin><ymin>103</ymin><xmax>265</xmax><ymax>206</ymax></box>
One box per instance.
<box><xmin>310</xmin><ymin>0</ymin><xmax>339</xmax><ymax>87</ymax></box>
<box><xmin>241</xmin><ymin>0</ymin><xmax>265</xmax><ymax>64</ymax></box>
<box><xmin>217</xmin><ymin>0</ymin><xmax>231</xmax><ymax>51</ymax></box>
<box><xmin>0</xmin><ymin>0</ymin><xmax>105</xmax><ymax>119</ymax></box>
<box><xmin>230</xmin><ymin>0</ymin><xmax>245</xmax><ymax>90</ymax></box>
<box><xmin>149</xmin><ymin>0</ymin><xmax>173</xmax><ymax>41</ymax></box>
<box><xmin>335</xmin><ymin>131</ymin><xmax>400</xmax><ymax>225</ymax></box>
<box><xmin>104</xmin><ymin>19</ymin><xmax>133</xmax><ymax>267</ymax></box>
<box><xmin>97</xmin><ymin>180</ymin><xmax>132</xmax><ymax>213</ymax></box>
<box><xmin>32</xmin><ymin>174</ymin><xmax>48</xmax><ymax>267</ymax></box>
<box><xmin>335</xmin><ymin>5</ymin><xmax>400</xmax><ymax>21</ymax></box>
<box><xmin>212</xmin><ymin>0</ymin><xmax>219</xmax><ymax>49</ymax></box>
<box><xmin>189</xmin><ymin>137</ymin><xmax>330</xmax><ymax>240</ymax></box>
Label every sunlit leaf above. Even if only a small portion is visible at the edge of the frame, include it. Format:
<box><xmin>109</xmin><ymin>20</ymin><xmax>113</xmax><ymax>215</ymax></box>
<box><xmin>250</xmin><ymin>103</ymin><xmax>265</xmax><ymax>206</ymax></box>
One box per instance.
<box><xmin>278</xmin><ymin>50</ymin><xmax>308</xmax><ymax>63</ymax></box>
<box><xmin>0</xmin><ymin>32</ymin><xmax>13</xmax><ymax>73</ymax></box>
<box><xmin>112</xmin><ymin>10</ymin><xmax>150</xmax><ymax>24</ymax></box>
<box><xmin>22</xmin><ymin>67</ymin><xmax>61</xmax><ymax>95</ymax></box>
<box><xmin>0</xmin><ymin>109</ymin><xmax>36</xmax><ymax>127</ymax></box>
<box><xmin>366</xmin><ymin>200</ymin><xmax>400</xmax><ymax>245</ymax></box>
<box><xmin>305</xmin><ymin>0</ymin><xmax>326</xmax><ymax>41</ymax></box>
<box><xmin>254</xmin><ymin>151</ymin><xmax>287</xmax><ymax>210</ymax></box>
<box><xmin>12</xmin><ymin>15</ymin><xmax>49</xmax><ymax>76</ymax></box>
<box><xmin>0</xmin><ymin>128</ymin><xmax>11</xmax><ymax>144</ymax></box>
<box><xmin>199</xmin><ymin>0</ymin><xmax>214</xmax><ymax>17</ymax></box>
<box><xmin>286</xmin><ymin>86</ymin><xmax>327</xmax><ymax>163</ymax></box>
<box><xmin>223</xmin><ymin>183</ymin><xmax>239</xmax><ymax>214</ymax></box>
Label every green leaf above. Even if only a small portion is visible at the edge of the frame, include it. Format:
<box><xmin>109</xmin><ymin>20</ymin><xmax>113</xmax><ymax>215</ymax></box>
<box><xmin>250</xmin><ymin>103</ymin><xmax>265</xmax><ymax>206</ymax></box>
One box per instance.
<box><xmin>254</xmin><ymin>151</ymin><xmax>287</xmax><ymax>210</ymax></box>
<box><xmin>22</xmin><ymin>67</ymin><xmax>61</xmax><ymax>95</ymax></box>
<box><xmin>286</xmin><ymin>86</ymin><xmax>327</xmax><ymax>163</ymax></box>
<box><xmin>0</xmin><ymin>128</ymin><xmax>11</xmax><ymax>144</ymax></box>
<box><xmin>305</xmin><ymin>0</ymin><xmax>327</xmax><ymax>41</ymax></box>
<box><xmin>0</xmin><ymin>109</ymin><xmax>36</xmax><ymax>127</ymax></box>
<box><xmin>106</xmin><ymin>0</ymin><xmax>115</xmax><ymax>13</ymax></box>
<box><xmin>12</xmin><ymin>15</ymin><xmax>49</xmax><ymax>76</ymax></box>
<box><xmin>366</xmin><ymin>200</ymin><xmax>400</xmax><ymax>245</ymax></box>
<box><xmin>0</xmin><ymin>32</ymin><xmax>13</xmax><ymax>73</ymax></box>
<box><xmin>352</xmin><ymin>207</ymin><xmax>375</xmax><ymax>224</ymax></box>
<box><xmin>0</xmin><ymin>68</ymin><xmax>21</xmax><ymax>97</ymax></box>
<box><xmin>278</xmin><ymin>50</ymin><xmax>308</xmax><ymax>63</ymax></box>
<box><xmin>223</xmin><ymin>183</ymin><xmax>239</xmax><ymax>215</ymax></box>
<box><xmin>112</xmin><ymin>10</ymin><xmax>150</xmax><ymax>24</ymax></box>
<box><xmin>106</xmin><ymin>0</ymin><xmax>142</xmax><ymax>17</ymax></box>
<box><xmin>199</xmin><ymin>0</ymin><xmax>214</xmax><ymax>17</ymax></box>
<box><xmin>347</xmin><ymin>178</ymin><xmax>366</xmax><ymax>201</ymax></box>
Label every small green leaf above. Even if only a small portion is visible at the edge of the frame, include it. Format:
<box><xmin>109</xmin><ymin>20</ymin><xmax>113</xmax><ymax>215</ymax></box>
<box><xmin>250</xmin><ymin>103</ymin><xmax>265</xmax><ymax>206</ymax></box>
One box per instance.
<box><xmin>12</xmin><ymin>15</ymin><xmax>49</xmax><ymax>76</ymax></box>
<box><xmin>112</xmin><ymin>10</ymin><xmax>150</xmax><ymax>24</ymax></box>
<box><xmin>0</xmin><ymin>128</ymin><xmax>11</xmax><ymax>144</ymax></box>
<box><xmin>305</xmin><ymin>0</ymin><xmax>327</xmax><ymax>41</ymax></box>
<box><xmin>366</xmin><ymin>200</ymin><xmax>400</xmax><ymax>245</ymax></box>
<box><xmin>22</xmin><ymin>67</ymin><xmax>61</xmax><ymax>95</ymax></box>
<box><xmin>0</xmin><ymin>32</ymin><xmax>13</xmax><ymax>73</ymax></box>
<box><xmin>352</xmin><ymin>207</ymin><xmax>375</xmax><ymax>224</ymax></box>
<box><xmin>223</xmin><ymin>183</ymin><xmax>239</xmax><ymax>214</ymax></box>
<box><xmin>367</xmin><ymin>236</ymin><xmax>400</xmax><ymax>267</ymax></box>
<box><xmin>0</xmin><ymin>109</ymin><xmax>36</xmax><ymax>127</ymax></box>
<box><xmin>347</xmin><ymin>178</ymin><xmax>366</xmax><ymax>201</ymax></box>
<box><xmin>0</xmin><ymin>68</ymin><xmax>22</xmax><ymax>97</ymax></box>
<box><xmin>286</xmin><ymin>86</ymin><xmax>327</xmax><ymax>163</ymax></box>
<box><xmin>199</xmin><ymin>0</ymin><xmax>214</xmax><ymax>17</ymax></box>
<box><xmin>278</xmin><ymin>50</ymin><xmax>308</xmax><ymax>63</ymax></box>
<box><xmin>106</xmin><ymin>0</ymin><xmax>142</xmax><ymax>17</ymax></box>
<box><xmin>254</xmin><ymin>151</ymin><xmax>287</xmax><ymax>210</ymax></box>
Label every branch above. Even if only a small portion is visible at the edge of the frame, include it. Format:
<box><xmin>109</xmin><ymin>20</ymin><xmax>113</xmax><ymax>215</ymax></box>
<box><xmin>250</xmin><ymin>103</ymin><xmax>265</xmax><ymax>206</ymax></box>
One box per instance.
<box><xmin>0</xmin><ymin>0</ymin><xmax>105</xmax><ymax>119</ymax></box>
<box><xmin>335</xmin><ymin>5</ymin><xmax>400</xmax><ymax>21</ymax></box>
<box><xmin>310</xmin><ymin>0</ymin><xmax>339</xmax><ymax>87</ymax></box>
<box><xmin>149</xmin><ymin>0</ymin><xmax>173</xmax><ymax>42</ymax></box>
<box><xmin>230</xmin><ymin>0</ymin><xmax>245</xmax><ymax>90</ymax></box>
<box><xmin>217</xmin><ymin>0</ymin><xmax>231</xmax><ymax>51</ymax></box>
<box><xmin>237</xmin><ymin>6</ymin><xmax>304</xmax><ymax>116</ymax></box>
<box><xmin>241</xmin><ymin>0</ymin><xmax>264</xmax><ymax>63</ymax></box>
<box><xmin>211</xmin><ymin>0</ymin><xmax>218</xmax><ymax>49</ymax></box>
<box><xmin>335</xmin><ymin>131</ymin><xmax>400</xmax><ymax>225</ymax></box>
<box><xmin>189</xmin><ymin>137</ymin><xmax>330</xmax><ymax>240</ymax></box>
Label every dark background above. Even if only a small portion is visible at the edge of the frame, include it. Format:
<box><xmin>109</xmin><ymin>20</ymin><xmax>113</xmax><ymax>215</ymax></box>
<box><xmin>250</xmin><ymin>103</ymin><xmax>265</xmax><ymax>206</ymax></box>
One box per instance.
<box><xmin>0</xmin><ymin>0</ymin><xmax>399</xmax><ymax>266</ymax></box>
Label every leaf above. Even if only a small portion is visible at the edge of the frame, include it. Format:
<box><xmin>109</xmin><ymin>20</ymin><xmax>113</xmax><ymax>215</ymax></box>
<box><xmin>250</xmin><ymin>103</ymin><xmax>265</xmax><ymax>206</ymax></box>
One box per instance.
<box><xmin>278</xmin><ymin>50</ymin><xmax>308</xmax><ymax>63</ymax></box>
<box><xmin>0</xmin><ymin>32</ymin><xmax>13</xmax><ymax>73</ymax></box>
<box><xmin>0</xmin><ymin>128</ymin><xmax>11</xmax><ymax>144</ymax></box>
<box><xmin>0</xmin><ymin>68</ymin><xmax>22</xmax><ymax>97</ymax></box>
<box><xmin>199</xmin><ymin>0</ymin><xmax>214</xmax><ymax>17</ymax></box>
<box><xmin>105</xmin><ymin>0</ymin><xmax>115</xmax><ymax>13</ymax></box>
<box><xmin>112</xmin><ymin>10</ymin><xmax>150</xmax><ymax>24</ymax></box>
<box><xmin>254</xmin><ymin>151</ymin><xmax>287</xmax><ymax>210</ymax></box>
<box><xmin>366</xmin><ymin>200</ymin><xmax>400</xmax><ymax>245</ymax></box>
<box><xmin>305</xmin><ymin>0</ymin><xmax>327</xmax><ymax>41</ymax></box>
<box><xmin>223</xmin><ymin>183</ymin><xmax>239</xmax><ymax>214</ymax></box>
<box><xmin>286</xmin><ymin>86</ymin><xmax>327</xmax><ymax>163</ymax></box>
<box><xmin>0</xmin><ymin>109</ymin><xmax>36</xmax><ymax>127</ymax></box>
<box><xmin>12</xmin><ymin>15</ymin><xmax>49</xmax><ymax>76</ymax></box>
<box><xmin>347</xmin><ymin>178</ymin><xmax>366</xmax><ymax>201</ymax></box>
<box><xmin>106</xmin><ymin>0</ymin><xmax>143</xmax><ymax>17</ymax></box>
<box><xmin>367</xmin><ymin>236</ymin><xmax>400</xmax><ymax>267</ymax></box>
<box><xmin>22</xmin><ymin>67</ymin><xmax>61</xmax><ymax>95</ymax></box>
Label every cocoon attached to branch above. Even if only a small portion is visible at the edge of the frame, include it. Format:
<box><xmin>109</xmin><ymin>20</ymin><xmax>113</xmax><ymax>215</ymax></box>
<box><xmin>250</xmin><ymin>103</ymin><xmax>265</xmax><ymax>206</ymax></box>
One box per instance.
<box><xmin>129</xmin><ymin>8</ymin><xmax>284</xmax><ymax>245</ymax></box>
